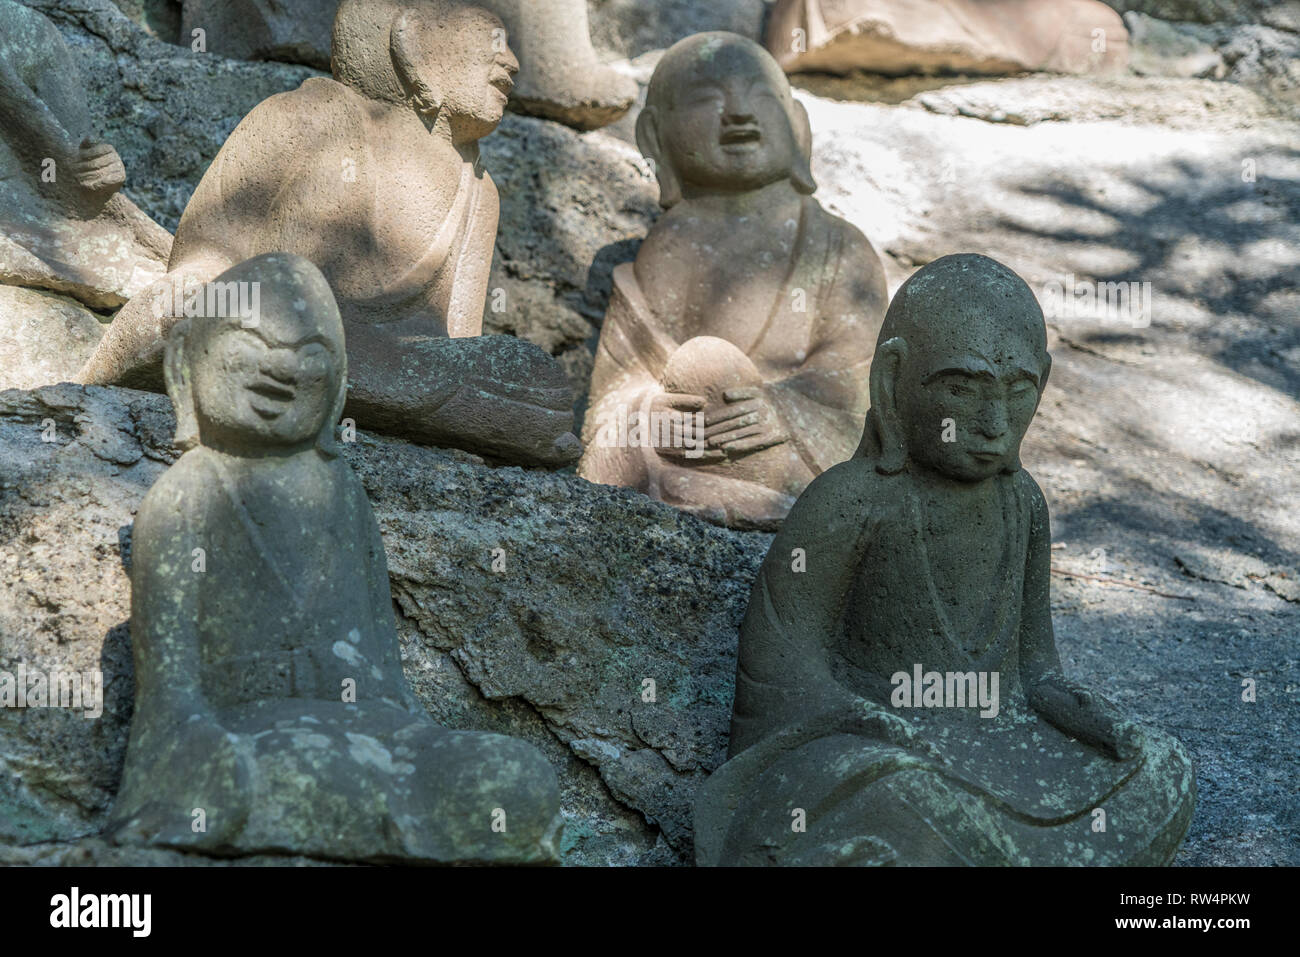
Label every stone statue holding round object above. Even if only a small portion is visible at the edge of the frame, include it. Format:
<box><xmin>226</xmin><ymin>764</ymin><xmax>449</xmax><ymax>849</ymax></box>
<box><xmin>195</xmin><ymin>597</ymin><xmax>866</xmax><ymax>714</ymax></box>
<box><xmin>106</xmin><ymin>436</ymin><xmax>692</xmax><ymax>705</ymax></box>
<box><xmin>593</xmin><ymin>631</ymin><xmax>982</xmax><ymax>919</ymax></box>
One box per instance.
<box><xmin>693</xmin><ymin>254</ymin><xmax>1195</xmax><ymax>866</ymax></box>
<box><xmin>110</xmin><ymin>252</ymin><xmax>563</xmax><ymax>864</ymax></box>
<box><xmin>579</xmin><ymin>32</ymin><xmax>889</xmax><ymax>530</ymax></box>
<box><xmin>77</xmin><ymin>0</ymin><xmax>581</xmax><ymax>469</ymax></box>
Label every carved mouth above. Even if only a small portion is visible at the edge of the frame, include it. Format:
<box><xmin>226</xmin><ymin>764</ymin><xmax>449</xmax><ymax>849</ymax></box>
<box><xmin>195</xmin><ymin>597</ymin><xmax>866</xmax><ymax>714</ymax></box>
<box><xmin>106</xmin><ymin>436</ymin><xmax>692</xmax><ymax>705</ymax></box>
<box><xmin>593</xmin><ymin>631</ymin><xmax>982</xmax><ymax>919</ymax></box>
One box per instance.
<box><xmin>720</xmin><ymin>126</ymin><xmax>761</xmax><ymax>146</ymax></box>
<box><xmin>969</xmin><ymin>450</ymin><xmax>1004</xmax><ymax>462</ymax></box>
<box><xmin>490</xmin><ymin>71</ymin><xmax>515</xmax><ymax>99</ymax></box>
<box><xmin>249</xmin><ymin>381</ymin><xmax>295</xmax><ymax>402</ymax></box>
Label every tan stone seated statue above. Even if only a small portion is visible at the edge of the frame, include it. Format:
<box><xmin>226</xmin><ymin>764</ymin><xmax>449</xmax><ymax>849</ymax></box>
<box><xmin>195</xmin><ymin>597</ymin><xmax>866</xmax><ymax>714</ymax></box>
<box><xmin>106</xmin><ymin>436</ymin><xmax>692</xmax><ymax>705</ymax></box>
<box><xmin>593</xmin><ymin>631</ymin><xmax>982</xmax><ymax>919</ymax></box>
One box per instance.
<box><xmin>0</xmin><ymin>0</ymin><xmax>171</xmax><ymax>308</ymax></box>
<box><xmin>767</xmin><ymin>0</ymin><xmax>1130</xmax><ymax>76</ymax></box>
<box><xmin>111</xmin><ymin>253</ymin><xmax>563</xmax><ymax>864</ymax></box>
<box><xmin>579</xmin><ymin>34</ymin><xmax>888</xmax><ymax>530</ymax></box>
<box><xmin>694</xmin><ymin>255</ymin><xmax>1194</xmax><ymax>866</ymax></box>
<box><xmin>178</xmin><ymin>0</ymin><xmax>636</xmax><ymax>130</ymax></box>
<box><xmin>77</xmin><ymin>0</ymin><xmax>580</xmax><ymax>468</ymax></box>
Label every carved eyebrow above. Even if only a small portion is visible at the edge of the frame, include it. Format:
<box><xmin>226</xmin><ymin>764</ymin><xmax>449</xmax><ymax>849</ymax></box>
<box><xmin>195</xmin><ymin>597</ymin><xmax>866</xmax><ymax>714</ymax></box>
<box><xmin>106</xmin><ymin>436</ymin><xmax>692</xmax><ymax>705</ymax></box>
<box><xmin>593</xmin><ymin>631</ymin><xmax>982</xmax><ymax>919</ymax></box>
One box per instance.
<box><xmin>235</xmin><ymin>326</ymin><xmax>333</xmax><ymax>351</ymax></box>
<box><xmin>923</xmin><ymin>361</ymin><xmax>997</xmax><ymax>384</ymax></box>
<box><xmin>923</xmin><ymin>363</ymin><xmax>1041</xmax><ymax>386</ymax></box>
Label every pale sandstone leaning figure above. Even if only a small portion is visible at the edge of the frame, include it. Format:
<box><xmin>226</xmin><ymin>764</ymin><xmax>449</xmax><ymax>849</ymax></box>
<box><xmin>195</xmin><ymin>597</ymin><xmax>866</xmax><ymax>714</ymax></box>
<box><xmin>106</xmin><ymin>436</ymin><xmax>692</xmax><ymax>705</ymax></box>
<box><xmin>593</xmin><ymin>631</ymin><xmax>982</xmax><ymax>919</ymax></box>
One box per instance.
<box><xmin>78</xmin><ymin>0</ymin><xmax>579</xmax><ymax>468</ymax></box>
<box><xmin>767</xmin><ymin>0</ymin><xmax>1129</xmax><ymax>76</ymax></box>
<box><xmin>111</xmin><ymin>252</ymin><xmax>563</xmax><ymax>864</ymax></box>
<box><xmin>179</xmin><ymin>0</ymin><xmax>636</xmax><ymax>129</ymax></box>
<box><xmin>694</xmin><ymin>254</ymin><xmax>1194</xmax><ymax>866</ymax></box>
<box><xmin>0</xmin><ymin>0</ymin><xmax>172</xmax><ymax>309</ymax></box>
<box><xmin>579</xmin><ymin>33</ymin><xmax>888</xmax><ymax>530</ymax></box>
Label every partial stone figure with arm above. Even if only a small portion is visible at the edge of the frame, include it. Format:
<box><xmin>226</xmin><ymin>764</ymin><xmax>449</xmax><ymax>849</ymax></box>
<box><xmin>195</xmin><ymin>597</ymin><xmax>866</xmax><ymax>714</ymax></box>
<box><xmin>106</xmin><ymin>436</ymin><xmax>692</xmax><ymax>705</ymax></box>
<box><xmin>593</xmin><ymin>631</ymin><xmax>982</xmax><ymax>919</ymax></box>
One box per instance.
<box><xmin>0</xmin><ymin>0</ymin><xmax>171</xmax><ymax>308</ymax></box>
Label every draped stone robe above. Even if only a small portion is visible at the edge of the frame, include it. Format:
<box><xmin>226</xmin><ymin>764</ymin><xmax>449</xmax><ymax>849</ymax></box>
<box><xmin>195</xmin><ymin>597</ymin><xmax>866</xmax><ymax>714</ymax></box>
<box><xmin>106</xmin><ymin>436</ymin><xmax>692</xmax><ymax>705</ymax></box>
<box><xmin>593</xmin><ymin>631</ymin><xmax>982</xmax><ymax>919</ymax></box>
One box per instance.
<box><xmin>170</xmin><ymin>76</ymin><xmax>496</xmax><ymax>337</ymax></box>
<box><xmin>694</xmin><ymin>460</ymin><xmax>1195</xmax><ymax>866</ymax></box>
<box><xmin>113</xmin><ymin>447</ymin><xmax>561</xmax><ymax>864</ymax></box>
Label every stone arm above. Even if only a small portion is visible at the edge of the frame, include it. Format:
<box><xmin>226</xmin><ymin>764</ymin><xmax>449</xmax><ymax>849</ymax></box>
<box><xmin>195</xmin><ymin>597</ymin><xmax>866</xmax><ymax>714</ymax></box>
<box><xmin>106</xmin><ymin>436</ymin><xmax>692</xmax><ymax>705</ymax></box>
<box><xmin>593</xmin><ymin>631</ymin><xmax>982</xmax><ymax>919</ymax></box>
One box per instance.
<box><xmin>0</xmin><ymin>51</ymin><xmax>80</xmax><ymax>173</ymax></box>
<box><xmin>728</xmin><ymin>462</ymin><xmax>916</xmax><ymax>757</ymax></box>
<box><xmin>113</xmin><ymin>468</ymin><xmax>253</xmax><ymax>843</ymax></box>
<box><xmin>129</xmin><ymin>476</ymin><xmax>216</xmax><ymax>728</ymax></box>
<box><xmin>1018</xmin><ymin>473</ymin><xmax>1140</xmax><ymax>759</ymax></box>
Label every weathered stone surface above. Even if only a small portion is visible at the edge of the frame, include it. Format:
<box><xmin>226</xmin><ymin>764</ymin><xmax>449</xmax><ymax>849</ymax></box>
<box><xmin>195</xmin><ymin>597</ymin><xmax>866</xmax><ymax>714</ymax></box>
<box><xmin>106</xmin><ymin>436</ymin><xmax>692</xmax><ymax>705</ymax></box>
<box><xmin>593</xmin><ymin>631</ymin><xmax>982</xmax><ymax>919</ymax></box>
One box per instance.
<box><xmin>588</xmin><ymin>0</ymin><xmax>766</xmax><ymax>59</ymax></box>
<box><xmin>1100</xmin><ymin>0</ymin><xmax>1299</xmax><ymax>31</ymax></box>
<box><xmin>766</xmin><ymin>0</ymin><xmax>1130</xmax><ymax>77</ymax></box>
<box><xmin>3</xmin><ymin>2</ymin><xmax>1297</xmax><ymax>867</ymax></box>
<box><xmin>25</xmin><ymin>0</ymin><xmax>320</xmax><ymax>234</ymax></box>
<box><xmin>2</xmin><ymin>343</ymin><xmax>1297</xmax><ymax>865</ymax></box>
<box><xmin>0</xmin><ymin>286</ymin><xmax>106</xmax><ymax>391</ymax></box>
<box><xmin>1125</xmin><ymin>12</ymin><xmax>1226</xmax><ymax>78</ymax></box>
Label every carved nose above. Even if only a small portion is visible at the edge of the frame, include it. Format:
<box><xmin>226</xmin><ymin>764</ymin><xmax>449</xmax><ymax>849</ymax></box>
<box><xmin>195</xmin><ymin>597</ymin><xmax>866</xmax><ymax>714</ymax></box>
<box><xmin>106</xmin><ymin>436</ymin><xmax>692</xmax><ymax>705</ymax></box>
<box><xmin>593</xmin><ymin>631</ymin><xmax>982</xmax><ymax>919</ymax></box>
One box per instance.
<box><xmin>261</xmin><ymin>350</ymin><xmax>298</xmax><ymax>383</ymax></box>
<box><xmin>723</xmin><ymin>108</ymin><xmax>756</xmax><ymax>124</ymax></box>
<box><xmin>977</xmin><ymin>403</ymin><xmax>1008</xmax><ymax>439</ymax></box>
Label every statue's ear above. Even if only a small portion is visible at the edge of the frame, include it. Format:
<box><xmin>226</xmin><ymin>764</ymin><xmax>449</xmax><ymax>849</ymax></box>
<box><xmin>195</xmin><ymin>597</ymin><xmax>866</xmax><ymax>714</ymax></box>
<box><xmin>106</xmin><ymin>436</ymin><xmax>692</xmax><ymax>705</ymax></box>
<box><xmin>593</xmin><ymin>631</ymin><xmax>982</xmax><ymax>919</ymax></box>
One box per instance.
<box><xmin>163</xmin><ymin>318</ymin><xmax>199</xmax><ymax>452</ymax></box>
<box><xmin>317</xmin><ymin>346</ymin><xmax>349</xmax><ymax>459</ymax></box>
<box><xmin>636</xmin><ymin>106</ymin><xmax>682</xmax><ymax>209</ymax></box>
<box><xmin>1007</xmin><ymin>352</ymin><xmax>1052</xmax><ymax>473</ymax></box>
<box><xmin>391</xmin><ymin>10</ymin><xmax>440</xmax><ymax>117</ymax></box>
<box><xmin>867</xmin><ymin>336</ymin><xmax>908</xmax><ymax>474</ymax></box>
<box><xmin>789</xmin><ymin>98</ymin><xmax>816</xmax><ymax>195</ymax></box>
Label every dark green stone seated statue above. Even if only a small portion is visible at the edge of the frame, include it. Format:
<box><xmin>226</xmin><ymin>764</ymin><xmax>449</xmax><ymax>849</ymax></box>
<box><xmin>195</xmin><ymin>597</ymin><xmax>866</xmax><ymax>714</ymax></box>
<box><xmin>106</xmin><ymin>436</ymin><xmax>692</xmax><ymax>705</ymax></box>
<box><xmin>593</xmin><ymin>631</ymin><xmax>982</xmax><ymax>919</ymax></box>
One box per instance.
<box><xmin>694</xmin><ymin>254</ymin><xmax>1195</xmax><ymax>866</ymax></box>
<box><xmin>110</xmin><ymin>252</ymin><xmax>562</xmax><ymax>864</ymax></box>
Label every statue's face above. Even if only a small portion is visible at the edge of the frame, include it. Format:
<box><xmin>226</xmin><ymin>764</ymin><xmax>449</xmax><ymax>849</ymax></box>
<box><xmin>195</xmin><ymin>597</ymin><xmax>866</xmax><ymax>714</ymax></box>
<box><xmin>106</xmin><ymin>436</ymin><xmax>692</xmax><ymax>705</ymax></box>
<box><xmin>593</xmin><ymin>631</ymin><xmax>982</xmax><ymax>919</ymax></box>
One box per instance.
<box><xmin>660</xmin><ymin>44</ymin><xmax>799</xmax><ymax>193</ymax></box>
<box><xmin>436</xmin><ymin>9</ymin><xmax>518</xmax><ymax>142</ymax></box>
<box><xmin>190</xmin><ymin>309</ymin><xmax>342</xmax><ymax>452</ymax></box>
<box><xmin>896</xmin><ymin>333</ymin><xmax>1046</xmax><ymax>483</ymax></box>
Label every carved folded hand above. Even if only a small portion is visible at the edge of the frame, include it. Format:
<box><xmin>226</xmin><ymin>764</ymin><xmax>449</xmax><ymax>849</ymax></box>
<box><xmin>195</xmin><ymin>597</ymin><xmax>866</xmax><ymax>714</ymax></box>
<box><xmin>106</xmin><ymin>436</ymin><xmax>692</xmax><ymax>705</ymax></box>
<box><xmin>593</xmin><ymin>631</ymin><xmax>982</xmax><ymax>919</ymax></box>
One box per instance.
<box><xmin>1030</xmin><ymin>673</ymin><xmax>1143</xmax><ymax>760</ymax></box>
<box><xmin>704</xmin><ymin>387</ymin><xmax>789</xmax><ymax>456</ymax></box>
<box><xmin>71</xmin><ymin>138</ymin><xmax>125</xmax><ymax>195</ymax></box>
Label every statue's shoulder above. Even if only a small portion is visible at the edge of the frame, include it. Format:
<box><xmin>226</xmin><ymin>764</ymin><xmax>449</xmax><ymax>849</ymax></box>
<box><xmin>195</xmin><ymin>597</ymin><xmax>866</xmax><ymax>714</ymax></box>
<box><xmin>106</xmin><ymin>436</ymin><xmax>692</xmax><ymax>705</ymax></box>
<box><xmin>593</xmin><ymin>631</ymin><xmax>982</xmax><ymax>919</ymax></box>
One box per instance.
<box><xmin>134</xmin><ymin>451</ymin><xmax>217</xmax><ymax>536</ymax></box>
<box><xmin>806</xmin><ymin>196</ymin><xmax>886</xmax><ymax>270</ymax></box>
<box><xmin>785</xmin><ymin>457</ymin><xmax>896</xmax><ymax>535</ymax></box>
<box><xmin>228</xmin><ymin>78</ymin><xmax>364</xmax><ymax>145</ymax></box>
<box><xmin>1010</xmin><ymin>467</ymin><xmax>1050</xmax><ymax>521</ymax></box>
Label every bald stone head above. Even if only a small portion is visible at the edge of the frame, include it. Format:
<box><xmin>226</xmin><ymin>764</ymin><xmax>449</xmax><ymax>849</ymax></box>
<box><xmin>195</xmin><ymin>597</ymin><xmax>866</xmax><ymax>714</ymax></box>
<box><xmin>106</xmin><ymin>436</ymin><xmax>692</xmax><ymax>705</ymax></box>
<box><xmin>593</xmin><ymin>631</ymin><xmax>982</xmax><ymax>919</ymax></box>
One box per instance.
<box><xmin>165</xmin><ymin>253</ymin><xmax>349</xmax><ymax>457</ymax></box>
<box><xmin>332</xmin><ymin>0</ymin><xmax>518</xmax><ymax>142</ymax></box>
<box><xmin>637</xmin><ymin>31</ymin><xmax>814</xmax><ymax>208</ymax></box>
<box><xmin>865</xmin><ymin>253</ymin><xmax>1051</xmax><ymax>480</ymax></box>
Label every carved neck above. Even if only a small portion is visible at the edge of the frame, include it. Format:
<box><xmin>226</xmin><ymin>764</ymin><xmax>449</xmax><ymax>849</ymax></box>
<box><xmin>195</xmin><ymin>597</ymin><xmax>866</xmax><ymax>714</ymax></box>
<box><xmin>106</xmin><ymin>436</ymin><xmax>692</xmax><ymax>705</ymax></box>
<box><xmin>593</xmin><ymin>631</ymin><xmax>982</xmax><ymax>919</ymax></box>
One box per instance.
<box><xmin>678</xmin><ymin>178</ymin><xmax>801</xmax><ymax>216</ymax></box>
